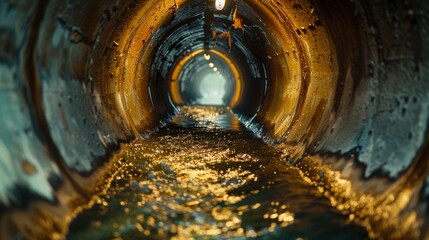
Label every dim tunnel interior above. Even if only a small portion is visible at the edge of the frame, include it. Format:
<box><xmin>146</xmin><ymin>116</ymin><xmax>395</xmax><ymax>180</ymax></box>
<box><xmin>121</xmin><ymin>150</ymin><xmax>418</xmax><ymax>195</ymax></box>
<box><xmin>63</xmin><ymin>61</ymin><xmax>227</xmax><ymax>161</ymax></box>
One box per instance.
<box><xmin>1</xmin><ymin>0</ymin><xmax>429</xmax><ymax>239</ymax></box>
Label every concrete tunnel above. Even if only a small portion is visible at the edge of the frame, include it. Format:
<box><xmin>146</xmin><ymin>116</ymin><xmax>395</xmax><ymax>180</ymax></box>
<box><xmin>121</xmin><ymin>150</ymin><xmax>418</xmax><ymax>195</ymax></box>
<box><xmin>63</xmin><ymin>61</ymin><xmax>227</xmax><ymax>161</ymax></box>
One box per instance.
<box><xmin>1</xmin><ymin>0</ymin><xmax>429</xmax><ymax>239</ymax></box>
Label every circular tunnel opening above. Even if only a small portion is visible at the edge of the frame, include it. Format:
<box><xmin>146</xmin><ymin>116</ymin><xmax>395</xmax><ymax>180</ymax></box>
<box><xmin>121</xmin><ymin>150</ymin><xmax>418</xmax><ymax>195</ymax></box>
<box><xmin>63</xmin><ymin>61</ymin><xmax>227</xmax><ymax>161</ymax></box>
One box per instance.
<box><xmin>1</xmin><ymin>0</ymin><xmax>429</xmax><ymax>239</ymax></box>
<box><xmin>168</xmin><ymin>50</ymin><xmax>238</xmax><ymax>107</ymax></box>
<box><xmin>146</xmin><ymin>0</ymin><xmax>271</xmax><ymax>127</ymax></box>
<box><xmin>177</xmin><ymin>56</ymin><xmax>231</xmax><ymax>106</ymax></box>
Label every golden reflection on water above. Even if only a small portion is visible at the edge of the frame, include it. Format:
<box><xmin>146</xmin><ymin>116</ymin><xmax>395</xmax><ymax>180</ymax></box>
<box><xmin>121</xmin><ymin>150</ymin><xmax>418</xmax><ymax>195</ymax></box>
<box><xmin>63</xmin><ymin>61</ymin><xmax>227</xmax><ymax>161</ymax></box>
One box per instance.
<box><xmin>290</xmin><ymin>155</ymin><xmax>421</xmax><ymax>239</ymax></box>
<box><xmin>67</xmin><ymin>106</ymin><xmax>393</xmax><ymax>239</ymax></box>
<box><xmin>172</xmin><ymin>106</ymin><xmax>243</xmax><ymax>131</ymax></box>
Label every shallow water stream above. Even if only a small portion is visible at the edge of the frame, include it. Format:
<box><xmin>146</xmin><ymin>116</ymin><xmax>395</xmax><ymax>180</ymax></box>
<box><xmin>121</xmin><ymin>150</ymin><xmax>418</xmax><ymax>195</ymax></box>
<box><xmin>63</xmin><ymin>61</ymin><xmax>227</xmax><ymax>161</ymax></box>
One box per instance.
<box><xmin>67</xmin><ymin>106</ymin><xmax>369</xmax><ymax>240</ymax></box>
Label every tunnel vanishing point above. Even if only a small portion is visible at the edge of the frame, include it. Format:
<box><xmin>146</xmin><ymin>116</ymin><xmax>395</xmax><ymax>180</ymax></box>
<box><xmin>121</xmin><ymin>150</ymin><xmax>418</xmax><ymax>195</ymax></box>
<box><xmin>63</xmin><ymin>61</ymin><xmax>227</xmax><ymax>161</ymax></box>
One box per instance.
<box><xmin>0</xmin><ymin>0</ymin><xmax>429</xmax><ymax>239</ymax></box>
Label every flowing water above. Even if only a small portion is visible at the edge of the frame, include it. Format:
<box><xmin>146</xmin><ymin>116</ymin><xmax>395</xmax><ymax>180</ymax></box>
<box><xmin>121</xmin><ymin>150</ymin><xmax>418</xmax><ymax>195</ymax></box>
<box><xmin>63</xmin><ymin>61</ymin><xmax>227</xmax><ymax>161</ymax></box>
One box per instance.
<box><xmin>67</xmin><ymin>106</ymin><xmax>369</xmax><ymax>240</ymax></box>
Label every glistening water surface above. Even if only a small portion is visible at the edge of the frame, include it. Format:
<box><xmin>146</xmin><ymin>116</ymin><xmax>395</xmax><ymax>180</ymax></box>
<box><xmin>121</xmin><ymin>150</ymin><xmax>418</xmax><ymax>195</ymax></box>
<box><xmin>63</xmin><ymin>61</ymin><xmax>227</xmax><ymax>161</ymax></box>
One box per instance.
<box><xmin>67</xmin><ymin>106</ymin><xmax>369</xmax><ymax>239</ymax></box>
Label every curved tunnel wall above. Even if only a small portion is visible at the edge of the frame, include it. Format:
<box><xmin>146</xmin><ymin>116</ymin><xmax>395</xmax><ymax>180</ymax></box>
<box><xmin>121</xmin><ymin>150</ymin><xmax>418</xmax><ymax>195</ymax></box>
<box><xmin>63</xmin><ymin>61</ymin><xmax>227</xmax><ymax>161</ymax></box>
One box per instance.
<box><xmin>0</xmin><ymin>0</ymin><xmax>429</xmax><ymax>238</ymax></box>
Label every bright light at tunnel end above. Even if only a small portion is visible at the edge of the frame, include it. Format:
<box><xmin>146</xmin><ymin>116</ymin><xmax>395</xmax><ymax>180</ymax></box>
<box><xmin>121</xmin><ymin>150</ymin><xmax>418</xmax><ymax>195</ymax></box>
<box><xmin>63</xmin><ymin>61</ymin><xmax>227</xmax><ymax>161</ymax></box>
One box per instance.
<box><xmin>215</xmin><ymin>0</ymin><xmax>226</xmax><ymax>10</ymax></box>
<box><xmin>198</xmin><ymin>72</ymin><xmax>227</xmax><ymax>106</ymax></box>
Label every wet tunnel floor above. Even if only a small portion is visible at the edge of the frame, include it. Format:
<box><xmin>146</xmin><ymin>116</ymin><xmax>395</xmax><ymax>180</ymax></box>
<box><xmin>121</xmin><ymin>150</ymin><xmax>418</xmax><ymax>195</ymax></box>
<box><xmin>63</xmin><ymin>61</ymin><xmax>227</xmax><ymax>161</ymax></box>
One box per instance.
<box><xmin>67</xmin><ymin>106</ymin><xmax>369</xmax><ymax>240</ymax></box>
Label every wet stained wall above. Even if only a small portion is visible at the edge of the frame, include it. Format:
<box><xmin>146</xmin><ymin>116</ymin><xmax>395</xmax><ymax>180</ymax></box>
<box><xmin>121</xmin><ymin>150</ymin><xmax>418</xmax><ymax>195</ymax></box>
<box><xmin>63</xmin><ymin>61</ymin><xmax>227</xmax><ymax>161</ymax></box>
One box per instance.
<box><xmin>0</xmin><ymin>0</ymin><xmax>428</xmax><ymax>238</ymax></box>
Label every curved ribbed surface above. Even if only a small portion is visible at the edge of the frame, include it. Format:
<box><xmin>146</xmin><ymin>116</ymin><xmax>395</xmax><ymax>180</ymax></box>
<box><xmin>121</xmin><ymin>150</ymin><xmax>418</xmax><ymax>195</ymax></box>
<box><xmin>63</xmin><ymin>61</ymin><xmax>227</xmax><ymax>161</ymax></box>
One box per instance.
<box><xmin>0</xmin><ymin>0</ymin><xmax>428</xmax><ymax>238</ymax></box>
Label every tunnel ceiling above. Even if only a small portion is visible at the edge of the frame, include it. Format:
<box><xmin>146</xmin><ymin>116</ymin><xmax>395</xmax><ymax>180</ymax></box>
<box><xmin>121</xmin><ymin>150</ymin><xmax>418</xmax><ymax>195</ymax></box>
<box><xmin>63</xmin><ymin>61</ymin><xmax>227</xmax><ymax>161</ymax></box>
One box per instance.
<box><xmin>1</xmin><ymin>0</ymin><xmax>429</xmax><ymax>238</ymax></box>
